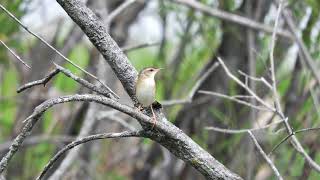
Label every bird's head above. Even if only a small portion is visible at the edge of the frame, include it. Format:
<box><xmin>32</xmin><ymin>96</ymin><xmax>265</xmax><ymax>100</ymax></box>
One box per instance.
<box><xmin>139</xmin><ymin>67</ymin><xmax>162</xmax><ymax>79</ymax></box>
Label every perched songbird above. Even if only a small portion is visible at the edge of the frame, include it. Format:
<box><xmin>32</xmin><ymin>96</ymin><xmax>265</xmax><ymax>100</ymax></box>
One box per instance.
<box><xmin>136</xmin><ymin>67</ymin><xmax>162</xmax><ymax>127</ymax></box>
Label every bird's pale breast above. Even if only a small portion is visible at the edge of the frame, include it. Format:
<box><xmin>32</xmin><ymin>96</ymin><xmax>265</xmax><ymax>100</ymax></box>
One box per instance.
<box><xmin>136</xmin><ymin>77</ymin><xmax>155</xmax><ymax>107</ymax></box>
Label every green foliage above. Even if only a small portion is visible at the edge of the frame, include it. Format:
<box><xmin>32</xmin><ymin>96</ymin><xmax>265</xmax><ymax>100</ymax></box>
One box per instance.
<box><xmin>0</xmin><ymin>64</ymin><xmax>18</xmax><ymax>136</ymax></box>
<box><xmin>24</xmin><ymin>143</ymin><xmax>54</xmax><ymax>178</ymax></box>
<box><xmin>53</xmin><ymin>44</ymin><xmax>89</xmax><ymax>93</ymax></box>
<box><xmin>101</xmin><ymin>171</ymin><xmax>127</xmax><ymax>180</ymax></box>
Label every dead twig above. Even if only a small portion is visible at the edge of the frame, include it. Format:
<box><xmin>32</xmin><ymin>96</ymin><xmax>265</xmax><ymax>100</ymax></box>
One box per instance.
<box><xmin>0</xmin><ymin>39</ymin><xmax>31</xmax><ymax>69</ymax></box>
<box><xmin>162</xmin><ymin>62</ymin><xmax>219</xmax><ymax>106</ymax></box>
<box><xmin>248</xmin><ymin>131</ymin><xmax>283</xmax><ymax>180</ymax></box>
<box><xmin>206</xmin><ymin>120</ymin><xmax>284</xmax><ymax>134</ymax></box>
<box><xmin>0</xmin><ymin>3</ymin><xmax>111</xmax><ymax>92</ymax></box>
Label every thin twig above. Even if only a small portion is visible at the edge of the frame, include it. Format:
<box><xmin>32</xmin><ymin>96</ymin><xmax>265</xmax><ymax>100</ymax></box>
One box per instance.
<box><xmin>53</xmin><ymin>63</ymin><xmax>118</xmax><ymax>98</ymax></box>
<box><xmin>106</xmin><ymin>0</ymin><xmax>137</xmax><ymax>23</ymax></box>
<box><xmin>121</xmin><ymin>42</ymin><xmax>160</xmax><ymax>52</ymax></box>
<box><xmin>162</xmin><ymin>62</ymin><xmax>219</xmax><ymax>106</ymax></box>
<box><xmin>267</xmin><ymin>0</ymin><xmax>320</xmax><ymax>172</ymax></box>
<box><xmin>269</xmin><ymin>126</ymin><xmax>320</xmax><ymax>156</ymax></box>
<box><xmin>238</xmin><ymin>70</ymin><xmax>273</xmax><ymax>90</ymax></box>
<box><xmin>0</xmin><ymin>3</ymin><xmax>111</xmax><ymax>92</ymax></box>
<box><xmin>36</xmin><ymin>131</ymin><xmax>144</xmax><ymax>180</ymax></box>
<box><xmin>281</xmin><ymin>4</ymin><xmax>320</xmax><ymax>86</ymax></box>
<box><xmin>198</xmin><ymin>90</ymin><xmax>270</xmax><ymax>111</ymax></box>
<box><xmin>269</xmin><ymin>0</ymin><xmax>284</xmax><ymax>114</ymax></box>
<box><xmin>0</xmin><ymin>39</ymin><xmax>31</xmax><ymax>69</ymax></box>
<box><xmin>17</xmin><ymin>63</ymin><xmax>118</xmax><ymax>98</ymax></box>
<box><xmin>217</xmin><ymin>57</ymin><xmax>275</xmax><ymax>111</ymax></box>
<box><xmin>17</xmin><ymin>69</ymin><xmax>60</xmax><ymax>93</ymax></box>
<box><xmin>247</xmin><ymin>131</ymin><xmax>283</xmax><ymax>180</ymax></box>
<box><xmin>206</xmin><ymin>120</ymin><xmax>284</xmax><ymax>134</ymax></box>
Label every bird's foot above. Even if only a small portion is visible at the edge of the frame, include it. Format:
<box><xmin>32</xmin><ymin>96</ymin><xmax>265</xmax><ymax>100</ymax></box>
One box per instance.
<box><xmin>150</xmin><ymin>105</ymin><xmax>157</xmax><ymax>129</ymax></box>
<box><xmin>135</xmin><ymin>105</ymin><xmax>143</xmax><ymax>112</ymax></box>
<box><xmin>151</xmin><ymin>116</ymin><xmax>157</xmax><ymax>129</ymax></box>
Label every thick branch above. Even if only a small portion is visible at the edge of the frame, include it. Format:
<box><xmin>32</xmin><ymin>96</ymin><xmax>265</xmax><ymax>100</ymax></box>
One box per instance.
<box><xmin>56</xmin><ymin>0</ymin><xmax>138</xmax><ymax>101</ymax></box>
<box><xmin>55</xmin><ymin>0</ymin><xmax>242</xmax><ymax>179</ymax></box>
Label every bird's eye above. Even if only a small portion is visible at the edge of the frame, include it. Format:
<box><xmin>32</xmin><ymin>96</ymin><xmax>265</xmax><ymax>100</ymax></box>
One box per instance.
<box><xmin>150</xmin><ymin>69</ymin><xmax>154</xmax><ymax>72</ymax></box>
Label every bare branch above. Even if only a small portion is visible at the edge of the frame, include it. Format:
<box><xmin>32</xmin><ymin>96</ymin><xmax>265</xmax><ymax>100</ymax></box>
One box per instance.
<box><xmin>0</xmin><ymin>39</ymin><xmax>31</xmax><ymax>69</ymax></box>
<box><xmin>162</xmin><ymin>62</ymin><xmax>219</xmax><ymax>106</ymax></box>
<box><xmin>16</xmin><ymin>69</ymin><xmax>60</xmax><ymax>93</ymax></box>
<box><xmin>206</xmin><ymin>120</ymin><xmax>284</xmax><ymax>134</ymax></box>
<box><xmin>198</xmin><ymin>90</ymin><xmax>270</xmax><ymax>111</ymax></box>
<box><xmin>269</xmin><ymin>125</ymin><xmax>320</xmax><ymax>156</ymax></box>
<box><xmin>51</xmin><ymin>0</ymin><xmax>243</xmax><ymax>178</ymax></box>
<box><xmin>36</xmin><ymin>131</ymin><xmax>144</xmax><ymax>180</ymax></box>
<box><xmin>17</xmin><ymin>63</ymin><xmax>119</xmax><ymax>99</ymax></box>
<box><xmin>121</xmin><ymin>42</ymin><xmax>160</xmax><ymax>52</ymax></box>
<box><xmin>269</xmin><ymin>0</ymin><xmax>284</xmax><ymax>114</ymax></box>
<box><xmin>0</xmin><ymin>94</ymin><xmax>149</xmax><ymax>174</ymax></box>
<box><xmin>217</xmin><ymin>57</ymin><xmax>275</xmax><ymax>110</ymax></box>
<box><xmin>106</xmin><ymin>0</ymin><xmax>137</xmax><ymax>23</ymax></box>
<box><xmin>53</xmin><ymin>63</ymin><xmax>119</xmax><ymax>98</ymax></box>
<box><xmin>0</xmin><ymin>91</ymin><xmax>242</xmax><ymax>179</ymax></box>
<box><xmin>171</xmin><ymin>0</ymin><xmax>292</xmax><ymax>39</ymax></box>
<box><xmin>247</xmin><ymin>131</ymin><xmax>283</xmax><ymax>180</ymax></box>
<box><xmin>281</xmin><ymin>4</ymin><xmax>320</xmax><ymax>86</ymax></box>
<box><xmin>0</xmin><ymin>3</ymin><xmax>110</xmax><ymax>91</ymax></box>
<box><xmin>238</xmin><ymin>70</ymin><xmax>273</xmax><ymax>90</ymax></box>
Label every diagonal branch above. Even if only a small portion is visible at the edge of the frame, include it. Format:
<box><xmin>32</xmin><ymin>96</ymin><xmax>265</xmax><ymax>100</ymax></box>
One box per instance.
<box><xmin>0</xmin><ymin>3</ymin><xmax>110</xmax><ymax>91</ymax></box>
<box><xmin>247</xmin><ymin>131</ymin><xmax>283</xmax><ymax>180</ymax></box>
<box><xmin>16</xmin><ymin>63</ymin><xmax>118</xmax><ymax>98</ymax></box>
<box><xmin>8</xmin><ymin>0</ymin><xmax>244</xmax><ymax>179</ymax></box>
<box><xmin>162</xmin><ymin>62</ymin><xmax>219</xmax><ymax>106</ymax></box>
<box><xmin>0</xmin><ymin>39</ymin><xmax>31</xmax><ymax>69</ymax></box>
<box><xmin>17</xmin><ymin>69</ymin><xmax>60</xmax><ymax>93</ymax></box>
<box><xmin>281</xmin><ymin>6</ymin><xmax>320</xmax><ymax>86</ymax></box>
<box><xmin>0</xmin><ymin>93</ymin><xmax>242</xmax><ymax>179</ymax></box>
<box><xmin>217</xmin><ymin>57</ymin><xmax>275</xmax><ymax>111</ymax></box>
<box><xmin>170</xmin><ymin>0</ymin><xmax>292</xmax><ymax>39</ymax></box>
<box><xmin>56</xmin><ymin>0</ymin><xmax>139</xmax><ymax>101</ymax></box>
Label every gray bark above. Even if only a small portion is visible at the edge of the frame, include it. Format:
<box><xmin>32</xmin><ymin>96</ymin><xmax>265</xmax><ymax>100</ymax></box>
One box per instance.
<box><xmin>55</xmin><ymin>0</ymin><xmax>242</xmax><ymax>179</ymax></box>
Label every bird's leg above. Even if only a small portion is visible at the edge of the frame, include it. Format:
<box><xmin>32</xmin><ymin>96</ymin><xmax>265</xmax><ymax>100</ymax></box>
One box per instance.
<box><xmin>150</xmin><ymin>105</ymin><xmax>157</xmax><ymax>128</ymax></box>
<box><xmin>135</xmin><ymin>104</ymin><xmax>143</xmax><ymax>112</ymax></box>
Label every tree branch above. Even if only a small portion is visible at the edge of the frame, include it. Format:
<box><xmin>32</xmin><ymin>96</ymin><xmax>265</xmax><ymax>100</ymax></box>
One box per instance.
<box><xmin>17</xmin><ymin>63</ymin><xmax>118</xmax><ymax>99</ymax></box>
<box><xmin>36</xmin><ymin>131</ymin><xmax>143</xmax><ymax>180</ymax></box>
<box><xmin>0</xmin><ymin>39</ymin><xmax>31</xmax><ymax>69</ymax></box>
<box><xmin>56</xmin><ymin>0</ymin><xmax>138</xmax><ymax>101</ymax></box>
<box><xmin>247</xmin><ymin>131</ymin><xmax>283</xmax><ymax>180</ymax></box>
<box><xmin>162</xmin><ymin>62</ymin><xmax>219</xmax><ymax>106</ymax></box>
<box><xmin>170</xmin><ymin>0</ymin><xmax>292</xmax><ymax>39</ymax></box>
<box><xmin>0</xmin><ymin>3</ymin><xmax>109</xmax><ymax>90</ymax></box>
<box><xmin>54</xmin><ymin>0</ymin><xmax>242</xmax><ymax>179</ymax></box>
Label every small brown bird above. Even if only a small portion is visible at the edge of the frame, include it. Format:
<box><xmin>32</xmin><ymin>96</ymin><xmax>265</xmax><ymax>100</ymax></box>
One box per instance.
<box><xmin>136</xmin><ymin>67</ymin><xmax>162</xmax><ymax>127</ymax></box>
